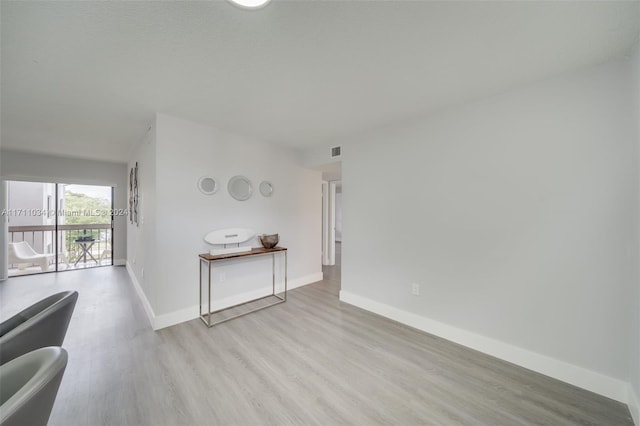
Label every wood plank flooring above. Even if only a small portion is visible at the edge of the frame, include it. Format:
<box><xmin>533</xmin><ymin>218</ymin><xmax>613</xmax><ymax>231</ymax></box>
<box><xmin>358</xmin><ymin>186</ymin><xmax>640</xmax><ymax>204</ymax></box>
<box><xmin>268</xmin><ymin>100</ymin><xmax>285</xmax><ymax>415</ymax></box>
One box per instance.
<box><xmin>0</xmin><ymin>255</ymin><xmax>633</xmax><ymax>425</ymax></box>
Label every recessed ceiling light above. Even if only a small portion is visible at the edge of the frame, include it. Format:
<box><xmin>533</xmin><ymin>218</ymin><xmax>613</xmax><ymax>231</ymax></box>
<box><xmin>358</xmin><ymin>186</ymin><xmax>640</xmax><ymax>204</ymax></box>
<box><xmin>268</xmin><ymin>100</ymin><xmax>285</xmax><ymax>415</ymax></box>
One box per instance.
<box><xmin>228</xmin><ymin>0</ymin><xmax>271</xmax><ymax>10</ymax></box>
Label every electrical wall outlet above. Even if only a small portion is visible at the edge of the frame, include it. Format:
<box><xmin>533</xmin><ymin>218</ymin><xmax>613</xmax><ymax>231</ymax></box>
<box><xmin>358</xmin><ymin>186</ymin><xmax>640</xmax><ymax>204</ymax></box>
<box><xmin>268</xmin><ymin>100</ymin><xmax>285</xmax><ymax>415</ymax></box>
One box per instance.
<box><xmin>411</xmin><ymin>283</ymin><xmax>420</xmax><ymax>296</ymax></box>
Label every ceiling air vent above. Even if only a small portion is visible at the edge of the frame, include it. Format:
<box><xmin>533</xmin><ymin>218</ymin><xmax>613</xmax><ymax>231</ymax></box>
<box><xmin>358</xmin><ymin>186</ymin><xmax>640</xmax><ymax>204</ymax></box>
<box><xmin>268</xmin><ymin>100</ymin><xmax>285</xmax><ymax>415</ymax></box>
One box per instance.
<box><xmin>330</xmin><ymin>146</ymin><xmax>342</xmax><ymax>158</ymax></box>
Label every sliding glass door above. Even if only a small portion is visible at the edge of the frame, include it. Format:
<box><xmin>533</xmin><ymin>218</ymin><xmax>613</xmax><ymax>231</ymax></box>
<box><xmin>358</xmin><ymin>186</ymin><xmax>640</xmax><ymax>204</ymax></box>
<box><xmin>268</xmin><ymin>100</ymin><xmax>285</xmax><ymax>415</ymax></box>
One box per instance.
<box><xmin>7</xmin><ymin>180</ymin><xmax>113</xmax><ymax>276</ymax></box>
<box><xmin>57</xmin><ymin>184</ymin><xmax>113</xmax><ymax>271</ymax></box>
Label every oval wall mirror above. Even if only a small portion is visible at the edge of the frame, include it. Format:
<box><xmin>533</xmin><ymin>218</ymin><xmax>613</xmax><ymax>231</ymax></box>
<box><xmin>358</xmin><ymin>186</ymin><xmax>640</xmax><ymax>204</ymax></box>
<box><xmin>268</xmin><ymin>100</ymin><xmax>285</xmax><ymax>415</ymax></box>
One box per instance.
<box><xmin>259</xmin><ymin>181</ymin><xmax>274</xmax><ymax>197</ymax></box>
<box><xmin>197</xmin><ymin>176</ymin><xmax>218</xmax><ymax>195</ymax></box>
<box><xmin>228</xmin><ymin>175</ymin><xmax>253</xmax><ymax>201</ymax></box>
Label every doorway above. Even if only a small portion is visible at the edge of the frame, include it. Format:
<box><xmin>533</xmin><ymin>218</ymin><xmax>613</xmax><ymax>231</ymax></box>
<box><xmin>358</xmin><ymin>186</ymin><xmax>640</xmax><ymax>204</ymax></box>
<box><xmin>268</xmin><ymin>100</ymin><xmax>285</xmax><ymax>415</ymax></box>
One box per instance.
<box><xmin>7</xmin><ymin>180</ymin><xmax>114</xmax><ymax>276</ymax></box>
<box><xmin>322</xmin><ymin>180</ymin><xmax>342</xmax><ymax>265</ymax></box>
<box><xmin>315</xmin><ymin>160</ymin><xmax>342</xmax><ymax>293</ymax></box>
<box><xmin>321</xmin><ymin>179</ymin><xmax>342</xmax><ymax>295</ymax></box>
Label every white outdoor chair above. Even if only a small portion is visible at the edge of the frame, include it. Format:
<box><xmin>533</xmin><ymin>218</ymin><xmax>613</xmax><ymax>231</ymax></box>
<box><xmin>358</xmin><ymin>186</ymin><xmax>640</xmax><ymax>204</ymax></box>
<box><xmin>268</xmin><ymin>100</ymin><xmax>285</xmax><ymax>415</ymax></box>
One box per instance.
<box><xmin>7</xmin><ymin>242</ymin><xmax>54</xmax><ymax>272</ymax></box>
<box><xmin>99</xmin><ymin>249</ymin><xmax>112</xmax><ymax>263</ymax></box>
<box><xmin>57</xmin><ymin>251</ymin><xmax>70</xmax><ymax>268</ymax></box>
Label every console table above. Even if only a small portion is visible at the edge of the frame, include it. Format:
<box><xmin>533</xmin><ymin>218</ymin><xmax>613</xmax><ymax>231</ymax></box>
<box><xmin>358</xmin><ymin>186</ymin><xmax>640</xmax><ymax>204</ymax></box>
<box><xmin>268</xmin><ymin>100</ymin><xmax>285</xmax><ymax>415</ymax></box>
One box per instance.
<box><xmin>198</xmin><ymin>247</ymin><xmax>287</xmax><ymax>327</ymax></box>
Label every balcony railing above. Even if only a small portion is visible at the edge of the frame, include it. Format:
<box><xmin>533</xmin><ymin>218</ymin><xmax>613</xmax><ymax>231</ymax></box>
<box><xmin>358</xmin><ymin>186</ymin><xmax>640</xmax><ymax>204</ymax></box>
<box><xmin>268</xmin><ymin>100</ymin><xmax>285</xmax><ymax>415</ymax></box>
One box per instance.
<box><xmin>8</xmin><ymin>224</ymin><xmax>112</xmax><ymax>273</ymax></box>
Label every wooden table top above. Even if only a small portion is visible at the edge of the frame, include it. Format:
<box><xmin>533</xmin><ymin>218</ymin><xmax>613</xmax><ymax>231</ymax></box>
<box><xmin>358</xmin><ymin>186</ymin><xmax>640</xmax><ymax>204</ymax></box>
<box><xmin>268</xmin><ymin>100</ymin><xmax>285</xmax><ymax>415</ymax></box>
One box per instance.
<box><xmin>199</xmin><ymin>246</ymin><xmax>287</xmax><ymax>261</ymax></box>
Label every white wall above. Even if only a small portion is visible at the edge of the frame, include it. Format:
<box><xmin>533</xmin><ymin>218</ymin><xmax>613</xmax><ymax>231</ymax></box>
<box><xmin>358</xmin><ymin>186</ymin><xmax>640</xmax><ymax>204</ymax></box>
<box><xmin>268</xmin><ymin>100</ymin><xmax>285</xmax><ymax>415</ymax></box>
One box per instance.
<box><xmin>339</xmin><ymin>58</ymin><xmax>637</xmax><ymax>402</ymax></box>
<box><xmin>128</xmin><ymin>113</ymin><xmax>322</xmax><ymax>328</ymax></box>
<box><xmin>632</xmin><ymin>40</ymin><xmax>640</xmax><ymax>423</ymax></box>
<box><xmin>0</xmin><ymin>5</ymin><xmax>4</xmax><ymax>280</ymax></box>
<box><xmin>0</xmin><ymin>179</ymin><xmax>6</xmax><ymax>281</ymax></box>
<box><xmin>0</xmin><ymin>150</ymin><xmax>128</xmax><ymax>264</ymax></box>
<box><xmin>127</xmin><ymin>124</ymin><xmax>157</xmax><ymax>320</ymax></box>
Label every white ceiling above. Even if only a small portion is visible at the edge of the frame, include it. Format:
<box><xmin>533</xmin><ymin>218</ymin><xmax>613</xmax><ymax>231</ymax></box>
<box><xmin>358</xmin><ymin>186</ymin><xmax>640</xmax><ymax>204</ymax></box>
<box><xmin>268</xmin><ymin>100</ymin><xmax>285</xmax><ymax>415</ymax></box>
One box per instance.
<box><xmin>2</xmin><ymin>1</ymin><xmax>639</xmax><ymax>163</ymax></box>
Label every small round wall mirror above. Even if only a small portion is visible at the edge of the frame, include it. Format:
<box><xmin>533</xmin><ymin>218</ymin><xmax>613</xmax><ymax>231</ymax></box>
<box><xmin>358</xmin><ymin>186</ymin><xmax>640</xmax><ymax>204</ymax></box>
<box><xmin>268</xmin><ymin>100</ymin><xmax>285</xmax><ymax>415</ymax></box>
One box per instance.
<box><xmin>197</xmin><ymin>176</ymin><xmax>218</xmax><ymax>195</ymax></box>
<box><xmin>228</xmin><ymin>175</ymin><xmax>253</xmax><ymax>201</ymax></box>
<box><xmin>259</xmin><ymin>181</ymin><xmax>274</xmax><ymax>197</ymax></box>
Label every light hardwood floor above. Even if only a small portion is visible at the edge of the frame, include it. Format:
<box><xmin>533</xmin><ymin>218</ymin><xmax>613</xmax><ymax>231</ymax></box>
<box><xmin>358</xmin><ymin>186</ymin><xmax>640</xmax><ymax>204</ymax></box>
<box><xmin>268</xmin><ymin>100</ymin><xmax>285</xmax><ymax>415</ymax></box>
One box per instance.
<box><xmin>0</xmin><ymin>249</ymin><xmax>633</xmax><ymax>425</ymax></box>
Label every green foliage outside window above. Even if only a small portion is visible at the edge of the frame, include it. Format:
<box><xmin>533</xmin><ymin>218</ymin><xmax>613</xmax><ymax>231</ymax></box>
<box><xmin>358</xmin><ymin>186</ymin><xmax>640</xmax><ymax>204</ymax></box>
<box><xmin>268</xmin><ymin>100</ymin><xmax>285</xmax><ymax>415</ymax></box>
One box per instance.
<box><xmin>63</xmin><ymin>191</ymin><xmax>111</xmax><ymax>225</ymax></box>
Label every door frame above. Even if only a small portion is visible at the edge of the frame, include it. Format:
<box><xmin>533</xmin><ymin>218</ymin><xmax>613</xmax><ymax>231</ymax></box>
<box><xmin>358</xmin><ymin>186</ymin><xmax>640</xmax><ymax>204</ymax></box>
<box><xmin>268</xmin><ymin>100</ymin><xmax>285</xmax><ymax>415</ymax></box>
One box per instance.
<box><xmin>322</xmin><ymin>180</ymin><xmax>337</xmax><ymax>266</ymax></box>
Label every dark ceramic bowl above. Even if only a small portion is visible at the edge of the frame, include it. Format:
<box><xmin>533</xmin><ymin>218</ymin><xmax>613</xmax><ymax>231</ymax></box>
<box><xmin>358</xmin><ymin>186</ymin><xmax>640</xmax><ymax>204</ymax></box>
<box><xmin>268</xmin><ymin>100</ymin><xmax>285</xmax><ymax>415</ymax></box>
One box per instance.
<box><xmin>259</xmin><ymin>234</ymin><xmax>279</xmax><ymax>249</ymax></box>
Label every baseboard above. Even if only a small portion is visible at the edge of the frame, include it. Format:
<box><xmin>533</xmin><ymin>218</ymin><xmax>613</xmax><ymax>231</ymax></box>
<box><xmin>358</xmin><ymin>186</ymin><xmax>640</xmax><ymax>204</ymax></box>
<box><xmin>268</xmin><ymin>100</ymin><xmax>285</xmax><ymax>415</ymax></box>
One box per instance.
<box><xmin>153</xmin><ymin>305</ymin><xmax>199</xmax><ymax>330</ymax></box>
<box><xmin>288</xmin><ymin>272</ymin><xmax>323</xmax><ymax>290</ymax></box>
<box><xmin>125</xmin><ymin>261</ymin><xmax>156</xmax><ymax>329</ymax></box>
<box><xmin>628</xmin><ymin>383</ymin><xmax>640</xmax><ymax>426</ymax></box>
<box><xmin>151</xmin><ymin>271</ymin><xmax>324</xmax><ymax>330</ymax></box>
<box><xmin>339</xmin><ymin>290</ymin><xmax>629</xmax><ymax>404</ymax></box>
<box><xmin>114</xmin><ymin>258</ymin><xmax>126</xmax><ymax>266</ymax></box>
<box><xmin>153</xmin><ymin>287</ymin><xmax>267</xmax><ymax>330</ymax></box>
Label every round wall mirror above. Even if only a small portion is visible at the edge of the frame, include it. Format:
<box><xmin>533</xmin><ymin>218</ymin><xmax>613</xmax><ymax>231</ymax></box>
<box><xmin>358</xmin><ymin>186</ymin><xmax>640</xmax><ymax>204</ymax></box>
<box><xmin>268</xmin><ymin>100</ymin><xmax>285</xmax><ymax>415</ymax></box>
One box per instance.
<box><xmin>228</xmin><ymin>175</ymin><xmax>253</xmax><ymax>201</ymax></box>
<box><xmin>197</xmin><ymin>176</ymin><xmax>218</xmax><ymax>195</ymax></box>
<box><xmin>259</xmin><ymin>181</ymin><xmax>274</xmax><ymax>197</ymax></box>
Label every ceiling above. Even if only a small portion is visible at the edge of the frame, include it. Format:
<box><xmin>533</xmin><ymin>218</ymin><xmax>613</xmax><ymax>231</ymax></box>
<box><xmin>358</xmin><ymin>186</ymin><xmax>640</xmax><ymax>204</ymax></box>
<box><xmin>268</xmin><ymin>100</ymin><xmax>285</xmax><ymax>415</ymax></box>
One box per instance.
<box><xmin>2</xmin><ymin>1</ymin><xmax>639</xmax><ymax>163</ymax></box>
